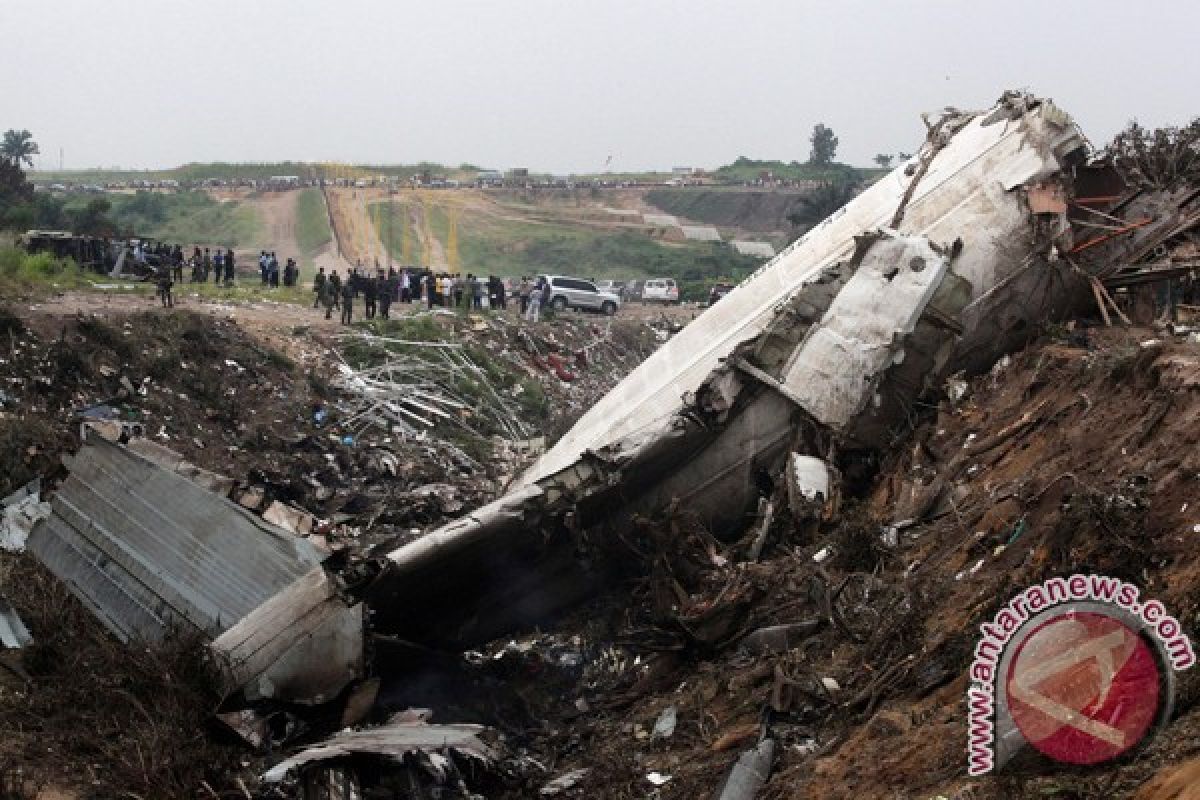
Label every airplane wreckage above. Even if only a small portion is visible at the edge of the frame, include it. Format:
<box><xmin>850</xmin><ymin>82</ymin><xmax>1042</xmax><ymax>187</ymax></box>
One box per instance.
<box><xmin>366</xmin><ymin>92</ymin><xmax>1096</xmax><ymax>643</ymax></box>
<box><xmin>18</xmin><ymin>91</ymin><xmax>1200</xmax><ymax>793</ymax></box>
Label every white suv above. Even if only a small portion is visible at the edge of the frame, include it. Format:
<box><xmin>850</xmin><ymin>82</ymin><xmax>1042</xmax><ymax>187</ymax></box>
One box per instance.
<box><xmin>541</xmin><ymin>275</ymin><xmax>621</xmax><ymax>315</ymax></box>
<box><xmin>641</xmin><ymin>278</ymin><xmax>679</xmax><ymax>304</ymax></box>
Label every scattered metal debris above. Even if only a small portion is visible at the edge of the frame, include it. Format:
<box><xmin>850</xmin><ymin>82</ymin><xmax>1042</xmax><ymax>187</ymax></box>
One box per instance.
<box><xmin>0</xmin><ymin>599</ymin><xmax>32</xmax><ymax>650</ymax></box>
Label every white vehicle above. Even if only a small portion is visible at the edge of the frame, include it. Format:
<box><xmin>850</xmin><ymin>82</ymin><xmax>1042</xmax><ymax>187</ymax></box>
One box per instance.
<box><xmin>540</xmin><ymin>275</ymin><xmax>621</xmax><ymax>315</ymax></box>
<box><xmin>641</xmin><ymin>278</ymin><xmax>679</xmax><ymax>304</ymax></box>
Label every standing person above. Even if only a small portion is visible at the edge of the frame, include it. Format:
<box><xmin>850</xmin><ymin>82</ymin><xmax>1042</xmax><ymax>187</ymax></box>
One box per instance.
<box><xmin>518</xmin><ymin>277</ymin><xmax>532</xmax><ymax>316</ymax></box>
<box><xmin>268</xmin><ymin>252</ymin><xmax>280</xmax><ymax>288</ymax></box>
<box><xmin>171</xmin><ymin>244</ymin><xmax>184</xmax><ymax>283</ymax></box>
<box><xmin>379</xmin><ymin>270</ymin><xmax>394</xmax><ymax>320</ymax></box>
<box><xmin>363</xmin><ymin>271</ymin><xmax>378</xmax><ymax>319</ymax></box>
<box><xmin>525</xmin><ymin>277</ymin><xmax>542</xmax><ymax>322</ymax></box>
<box><xmin>224</xmin><ymin>248</ymin><xmax>235</xmax><ymax>284</ymax></box>
<box><xmin>422</xmin><ymin>272</ymin><xmax>434</xmax><ymax>309</ymax></box>
<box><xmin>320</xmin><ymin>277</ymin><xmax>336</xmax><ymax>320</ymax></box>
<box><xmin>259</xmin><ymin>251</ymin><xmax>269</xmax><ymax>285</ymax></box>
<box><xmin>156</xmin><ymin>266</ymin><xmax>174</xmax><ymax>308</ymax></box>
<box><xmin>470</xmin><ymin>273</ymin><xmax>483</xmax><ymax>310</ymax></box>
<box><xmin>340</xmin><ymin>277</ymin><xmax>354</xmax><ymax>325</ymax></box>
<box><xmin>202</xmin><ymin>248</ymin><xmax>212</xmax><ymax>282</ymax></box>
<box><xmin>400</xmin><ymin>268</ymin><xmax>411</xmax><ymax>303</ymax></box>
<box><xmin>487</xmin><ymin>276</ymin><xmax>500</xmax><ymax>310</ymax></box>
<box><xmin>213</xmin><ymin>250</ymin><xmax>224</xmax><ymax>284</ymax></box>
<box><xmin>313</xmin><ymin>267</ymin><xmax>327</xmax><ymax>308</ymax></box>
<box><xmin>329</xmin><ymin>270</ymin><xmax>342</xmax><ymax>310</ymax></box>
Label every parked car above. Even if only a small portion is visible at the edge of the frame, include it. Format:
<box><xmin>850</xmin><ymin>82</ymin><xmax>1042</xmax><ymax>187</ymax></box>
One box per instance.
<box><xmin>540</xmin><ymin>275</ymin><xmax>621</xmax><ymax>315</ymax></box>
<box><xmin>596</xmin><ymin>279</ymin><xmax>630</xmax><ymax>301</ymax></box>
<box><xmin>708</xmin><ymin>282</ymin><xmax>735</xmax><ymax>305</ymax></box>
<box><xmin>642</xmin><ymin>278</ymin><xmax>680</xmax><ymax>304</ymax></box>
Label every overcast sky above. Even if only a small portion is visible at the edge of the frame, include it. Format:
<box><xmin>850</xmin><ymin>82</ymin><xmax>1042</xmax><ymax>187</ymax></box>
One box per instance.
<box><xmin>5</xmin><ymin>0</ymin><xmax>1197</xmax><ymax>173</ymax></box>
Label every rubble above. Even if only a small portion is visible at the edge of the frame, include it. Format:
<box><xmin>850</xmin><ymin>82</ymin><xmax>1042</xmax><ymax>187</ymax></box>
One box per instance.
<box><xmin>0</xmin><ymin>478</ymin><xmax>49</xmax><ymax>551</ymax></box>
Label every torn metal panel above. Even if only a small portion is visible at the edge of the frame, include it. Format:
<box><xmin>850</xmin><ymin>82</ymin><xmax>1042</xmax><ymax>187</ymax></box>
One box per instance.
<box><xmin>778</xmin><ymin>234</ymin><xmax>951</xmax><ymax>429</ymax></box>
<box><xmin>262</xmin><ymin>718</ymin><xmax>495</xmax><ymax>783</ymax></box>
<box><xmin>0</xmin><ymin>479</ymin><xmax>49</xmax><ymax>552</ymax></box>
<box><xmin>786</xmin><ymin>455</ymin><xmax>838</xmax><ymax>523</ymax></box>
<box><xmin>26</xmin><ymin>434</ymin><xmax>322</xmax><ymax>644</ymax></box>
<box><xmin>212</xmin><ymin>566</ymin><xmax>363</xmax><ymax>705</ymax></box>
<box><xmin>0</xmin><ymin>599</ymin><xmax>32</xmax><ymax>649</ymax></box>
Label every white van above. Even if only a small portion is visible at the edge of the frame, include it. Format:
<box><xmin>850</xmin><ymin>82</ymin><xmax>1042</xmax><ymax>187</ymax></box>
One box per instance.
<box><xmin>641</xmin><ymin>278</ymin><xmax>679</xmax><ymax>304</ymax></box>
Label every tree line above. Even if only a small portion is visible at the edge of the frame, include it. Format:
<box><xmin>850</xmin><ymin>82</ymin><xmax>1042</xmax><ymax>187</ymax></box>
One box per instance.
<box><xmin>2</xmin><ymin>129</ymin><xmax>118</xmax><ymax>236</ymax></box>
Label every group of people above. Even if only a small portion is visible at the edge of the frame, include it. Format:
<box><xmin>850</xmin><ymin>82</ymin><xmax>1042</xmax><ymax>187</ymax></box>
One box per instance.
<box><xmin>414</xmin><ymin>272</ymin><xmax>509</xmax><ymax>311</ymax></box>
<box><xmin>185</xmin><ymin>246</ymin><xmax>238</xmax><ymax>285</ymax></box>
<box><xmin>153</xmin><ymin>245</ymin><xmax>309</xmax><ymax>308</ymax></box>
<box><xmin>516</xmin><ymin>276</ymin><xmax>551</xmax><ymax>321</ymax></box>
<box><xmin>257</xmin><ymin>251</ymin><xmax>300</xmax><ymax>288</ymax></box>
<box><xmin>153</xmin><ymin>245</ymin><xmax>237</xmax><ymax>307</ymax></box>
<box><xmin>311</xmin><ymin>264</ymin><xmax>529</xmax><ymax>325</ymax></box>
<box><xmin>313</xmin><ymin>264</ymin><xmax>407</xmax><ymax>324</ymax></box>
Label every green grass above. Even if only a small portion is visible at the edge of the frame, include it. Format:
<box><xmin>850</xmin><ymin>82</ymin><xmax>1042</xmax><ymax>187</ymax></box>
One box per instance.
<box><xmin>102</xmin><ymin>191</ymin><xmax>263</xmax><ymax>248</ymax></box>
<box><xmin>294</xmin><ymin>189</ymin><xmax>332</xmax><ymax>269</ymax></box>
<box><xmin>0</xmin><ymin>246</ymin><xmax>93</xmax><ymax>292</ymax></box>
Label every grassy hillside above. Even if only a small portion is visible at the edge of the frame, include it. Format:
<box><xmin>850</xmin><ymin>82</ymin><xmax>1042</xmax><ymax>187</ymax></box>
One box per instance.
<box><xmin>712</xmin><ymin>157</ymin><xmax>880</xmax><ymax>184</ymax></box>
<box><xmin>369</xmin><ymin>200</ymin><xmax>761</xmax><ymax>299</ymax></box>
<box><xmin>103</xmin><ymin>191</ymin><xmax>262</xmax><ymax>247</ymax></box>
<box><xmin>643</xmin><ymin>188</ymin><xmax>806</xmax><ymax>234</ymax></box>
<box><xmin>294</xmin><ymin>189</ymin><xmax>332</xmax><ymax>258</ymax></box>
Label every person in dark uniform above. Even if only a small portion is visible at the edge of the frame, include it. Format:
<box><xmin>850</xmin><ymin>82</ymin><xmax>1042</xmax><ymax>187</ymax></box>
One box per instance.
<box><xmin>171</xmin><ymin>244</ymin><xmax>184</xmax><ymax>283</ymax></box>
<box><xmin>313</xmin><ymin>267</ymin><xmax>327</xmax><ymax>308</ymax></box>
<box><xmin>224</xmin><ymin>248</ymin><xmax>235</xmax><ymax>284</ymax></box>
<box><xmin>156</xmin><ymin>266</ymin><xmax>174</xmax><ymax>308</ymax></box>
<box><xmin>379</xmin><ymin>270</ymin><xmax>394</xmax><ymax>320</ymax></box>
<box><xmin>329</xmin><ymin>270</ymin><xmax>342</xmax><ymax>310</ymax></box>
<box><xmin>321</xmin><ymin>278</ymin><xmax>336</xmax><ymax>320</ymax></box>
<box><xmin>363</xmin><ymin>272</ymin><xmax>379</xmax><ymax>319</ymax></box>
<box><xmin>340</xmin><ymin>278</ymin><xmax>355</xmax><ymax>325</ymax></box>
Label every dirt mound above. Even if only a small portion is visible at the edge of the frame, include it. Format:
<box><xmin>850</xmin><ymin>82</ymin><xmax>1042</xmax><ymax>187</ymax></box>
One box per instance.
<box><xmin>444</xmin><ymin>324</ymin><xmax>1200</xmax><ymax>799</ymax></box>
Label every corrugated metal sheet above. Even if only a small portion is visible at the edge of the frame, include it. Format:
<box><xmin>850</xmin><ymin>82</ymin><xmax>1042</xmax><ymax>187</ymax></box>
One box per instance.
<box><xmin>27</xmin><ymin>435</ymin><xmax>322</xmax><ymax>644</ymax></box>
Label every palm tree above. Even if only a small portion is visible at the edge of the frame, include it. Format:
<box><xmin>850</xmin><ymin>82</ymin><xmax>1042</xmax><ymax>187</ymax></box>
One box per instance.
<box><xmin>1</xmin><ymin>130</ymin><xmax>39</xmax><ymax>168</ymax></box>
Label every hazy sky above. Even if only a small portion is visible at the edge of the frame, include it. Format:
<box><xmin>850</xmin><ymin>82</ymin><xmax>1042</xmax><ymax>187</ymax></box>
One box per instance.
<box><xmin>5</xmin><ymin>0</ymin><xmax>1197</xmax><ymax>173</ymax></box>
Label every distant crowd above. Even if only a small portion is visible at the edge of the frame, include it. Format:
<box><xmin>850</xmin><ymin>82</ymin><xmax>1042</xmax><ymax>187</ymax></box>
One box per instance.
<box><xmin>144</xmin><ymin>243</ymin><xmax>561</xmax><ymax>324</ymax></box>
<box><xmin>311</xmin><ymin>264</ymin><xmax>554</xmax><ymax>325</ymax></box>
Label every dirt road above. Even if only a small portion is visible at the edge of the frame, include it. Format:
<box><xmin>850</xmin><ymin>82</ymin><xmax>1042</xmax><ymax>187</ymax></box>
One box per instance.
<box><xmin>26</xmin><ymin>288</ymin><xmax>698</xmax><ymax>362</ymax></box>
